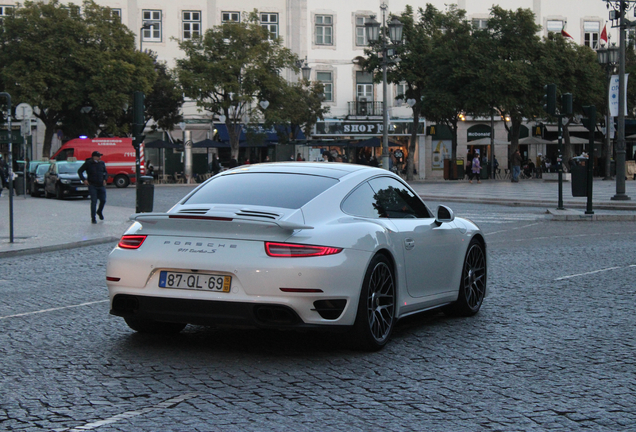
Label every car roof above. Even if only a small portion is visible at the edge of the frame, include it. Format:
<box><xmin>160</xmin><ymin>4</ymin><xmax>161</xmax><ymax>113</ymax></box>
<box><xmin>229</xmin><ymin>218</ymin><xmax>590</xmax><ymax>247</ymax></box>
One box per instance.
<box><xmin>218</xmin><ymin>162</ymin><xmax>381</xmax><ymax>179</ymax></box>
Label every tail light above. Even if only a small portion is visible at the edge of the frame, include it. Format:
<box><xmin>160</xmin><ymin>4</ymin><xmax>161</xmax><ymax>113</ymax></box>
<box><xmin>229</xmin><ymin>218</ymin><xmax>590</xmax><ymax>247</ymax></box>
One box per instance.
<box><xmin>118</xmin><ymin>235</ymin><xmax>147</xmax><ymax>249</ymax></box>
<box><xmin>265</xmin><ymin>242</ymin><xmax>342</xmax><ymax>257</ymax></box>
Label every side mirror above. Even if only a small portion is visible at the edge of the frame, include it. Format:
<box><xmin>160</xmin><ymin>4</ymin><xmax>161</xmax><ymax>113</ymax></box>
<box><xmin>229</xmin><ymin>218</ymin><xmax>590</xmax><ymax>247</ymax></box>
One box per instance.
<box><xmin>435</xmin><ymin>205</ymin><xmax>455</xmax><ymax>225</ymax></box>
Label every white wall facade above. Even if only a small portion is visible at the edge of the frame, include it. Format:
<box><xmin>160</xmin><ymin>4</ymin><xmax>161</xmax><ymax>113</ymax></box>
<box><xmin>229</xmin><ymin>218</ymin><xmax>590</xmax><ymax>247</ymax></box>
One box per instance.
<box><xmin>2</xmin><ymin>0</ymin><xmax>615</xmax><ymax>170</ymax></box>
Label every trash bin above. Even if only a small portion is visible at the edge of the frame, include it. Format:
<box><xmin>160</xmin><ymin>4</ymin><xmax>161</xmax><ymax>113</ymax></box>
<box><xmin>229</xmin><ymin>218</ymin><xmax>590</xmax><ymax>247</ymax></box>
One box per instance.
<box><xmin>456</xmin><ymin>159</ymin><xmax>465</xmax><ymax>179</ymax></box>
<box><xmin>14</xmin><ymin>172</ymin><xmax>25</xmax><ymax>196</ymax></box>
<box><xmin>571</xmin><ymin>164</ymin><xmax>588</xmax><ymax>197</ymax></box>
<box><xmin>136</xmin><ymin>175</ymin><xmax>154</xmax><ymax>212</ymax></box>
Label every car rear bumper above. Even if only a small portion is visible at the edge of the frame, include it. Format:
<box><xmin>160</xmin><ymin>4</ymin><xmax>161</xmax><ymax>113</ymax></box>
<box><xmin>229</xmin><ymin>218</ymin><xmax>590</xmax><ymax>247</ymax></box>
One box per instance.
<box><xmin>110</xmin><ymin>294</ymin><xmax>350</xmax><ymax>330</ymax></box>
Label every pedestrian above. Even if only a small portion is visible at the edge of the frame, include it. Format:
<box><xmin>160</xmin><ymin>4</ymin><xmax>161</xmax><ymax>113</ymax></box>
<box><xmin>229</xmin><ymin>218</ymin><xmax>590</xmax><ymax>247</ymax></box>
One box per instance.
<box><xmin>77</xmin><ymin>151</ymin><xmax>108</xmax><ymax>224</ymax></box>
<box><xmin>470</xmin><ymin>151</ymin><xmax>481</xmax><ymax>184</ymax></box>
<box><xmin>211</xmin><ymin>154</ymin><xmax>221</xmax><ymax>175</ymax></box>
<box><xmin>511</xmin><ymin>149</ymin><xmax>522</xmax><ymax>182</ymax></box>
<box><xmin>535</xmin><ymin>153</ymin><xmax>543</xmax><ymax>179</ymax></box>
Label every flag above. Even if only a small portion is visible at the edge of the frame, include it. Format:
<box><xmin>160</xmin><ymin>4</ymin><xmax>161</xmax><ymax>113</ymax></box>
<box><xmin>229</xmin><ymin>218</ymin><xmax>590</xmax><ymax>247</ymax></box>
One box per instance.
<box><xmin>600</xmin><ymin>24</ymin><xmax>608</xmax><ymax>44</ymax></box>
<box><xmin>561</xmin><ymin>29</ymin><xmax>573</xmax><ymax>39</ymax></box>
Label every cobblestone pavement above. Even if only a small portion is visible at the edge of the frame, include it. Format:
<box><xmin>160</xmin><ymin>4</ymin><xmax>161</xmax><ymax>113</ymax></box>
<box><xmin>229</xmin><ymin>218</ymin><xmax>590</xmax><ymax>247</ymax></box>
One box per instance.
<box><xmin>1</xmin><ymin>205</ymin><xmax>635</xmax><ymax>431</ymax></box>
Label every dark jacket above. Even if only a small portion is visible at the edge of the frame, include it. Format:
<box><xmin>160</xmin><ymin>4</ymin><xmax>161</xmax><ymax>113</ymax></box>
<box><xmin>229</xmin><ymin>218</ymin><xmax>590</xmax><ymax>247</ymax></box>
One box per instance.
<box><xmin>78</xmin><ymin>158</ymin><xmax>108</xmax><ymax>186</ymax></box>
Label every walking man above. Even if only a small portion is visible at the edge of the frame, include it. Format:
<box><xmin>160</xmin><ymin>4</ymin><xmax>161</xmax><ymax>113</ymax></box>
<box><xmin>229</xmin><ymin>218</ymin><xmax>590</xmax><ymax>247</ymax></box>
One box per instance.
<box><xmin>511</xmin><ymin>149</ymin><xmax>522</xmax><ymax>182</ymax></box>
<box><xmin>78</xmin><ymin>151</ymin><xmax>108</xmax><ymax>224</ymax></box>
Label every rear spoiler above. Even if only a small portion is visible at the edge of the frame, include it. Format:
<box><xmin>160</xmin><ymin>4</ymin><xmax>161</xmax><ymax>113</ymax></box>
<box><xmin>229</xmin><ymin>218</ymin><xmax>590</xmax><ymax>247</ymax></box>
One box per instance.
<box><xmin>130</xmin><ymin>212</ymin><xmax>314</xmax><ymax>230</ymax></box>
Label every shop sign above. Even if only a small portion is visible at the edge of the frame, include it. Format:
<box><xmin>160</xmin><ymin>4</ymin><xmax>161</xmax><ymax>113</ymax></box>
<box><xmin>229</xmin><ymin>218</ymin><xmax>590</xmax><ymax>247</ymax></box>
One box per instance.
<box><xmin>314</xmin><ymin>120</ymin><xmax>425</xmax><ymax>136</ymax></box>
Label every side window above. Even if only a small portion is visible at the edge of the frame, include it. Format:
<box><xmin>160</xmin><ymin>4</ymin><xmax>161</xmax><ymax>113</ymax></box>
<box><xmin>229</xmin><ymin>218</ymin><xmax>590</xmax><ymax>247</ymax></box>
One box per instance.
<box><xmin>341</xmin><ymin>182</ymin><xmax>382</xmax><ymax>218</ymax></box>
<box><xmin>368</xmin><ymin>177</ymin><xmax>432</xmax><ymax>219</ymax></box>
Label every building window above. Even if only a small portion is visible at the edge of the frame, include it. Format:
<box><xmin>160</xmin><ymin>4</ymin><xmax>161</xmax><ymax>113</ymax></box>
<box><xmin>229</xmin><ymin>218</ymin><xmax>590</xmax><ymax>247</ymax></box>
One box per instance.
<box><xmin>183</xmin><ymin>11</ymin><xmax>201</xmax><ymax>40</ymax></box>
<box><xmin>355</xmin><ymin>16</ymin><xmax>369</xmax><ymax>46</ymax></box>
<box><xmin>261</xmin><ymin>13</ymin><xmax>278</xmax><ymax>40</ymax></box>
<box><xmin>315</xmin><ymin>15</ymin><xmax>333</xmax><ymax>45</ymax></box>
<box><xmin>356</xmin><ymin>71</ymin><xmax>374</xmax><ymax>100</ymax></box>
<box><xmin>0</xmin><ymin>5</ymin><xmax>13</xmax><ymax>23</ymax></box>
<box><xmin>472</xmin><ymin>19</ymin><xmax>488</xmax><ymax>30</ymax></box>
<box><xmin>584</xmin><ymin>21</ymin><xmax>600</xmax><ymax>49</ymax></box>
<box><xmin>222</xmin><ymin>11</ymin><xmax>240</xmax><ymax>23</ymax></box>
<box><xmin>317</xmin><ymin>71</ymin><xmax>333</xmax><ymax>102</ymax></box>
<box><xmin>142</xmin><ymin>10</ymin><xmax>162</xmax><ymax>42</ymax></box>
<box><xmin>396</xmin><ymin>82</ymin><xmax>407</xmax><ymax>105</ymax></box>
<box><xmin>546</xmin><ymin>20</ymin><xmax>564</xmax><ymax>33</ymax></box>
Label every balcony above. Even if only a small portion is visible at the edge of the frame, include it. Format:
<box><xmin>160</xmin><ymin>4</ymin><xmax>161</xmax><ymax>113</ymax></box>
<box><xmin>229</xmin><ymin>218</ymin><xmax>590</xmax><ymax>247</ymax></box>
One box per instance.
<box><xmin>348</xmin><ymin>100</ymin><xmax>383</xmax><ymax>117</ymax></box>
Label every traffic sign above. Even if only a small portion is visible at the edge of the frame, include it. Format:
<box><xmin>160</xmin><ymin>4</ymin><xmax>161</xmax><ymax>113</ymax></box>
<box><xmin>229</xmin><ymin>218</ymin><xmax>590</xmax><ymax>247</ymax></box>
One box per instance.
<box><xmin>15</xmin><ymin>103</ymin><xmax>33</xmax><ymax>120</ymax></box>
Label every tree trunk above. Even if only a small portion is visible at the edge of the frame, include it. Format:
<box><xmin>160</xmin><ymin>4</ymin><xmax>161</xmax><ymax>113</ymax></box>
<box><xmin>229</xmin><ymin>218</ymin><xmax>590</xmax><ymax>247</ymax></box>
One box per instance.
<box><xmin>406</xmin><ymin>105</ymin><xmax>420</xmax><ymax>181</ymax></box>
<box><xmin>42</xmin><ymin>125</ymin><xmax>55</xmax><ymax>159</ymax></box>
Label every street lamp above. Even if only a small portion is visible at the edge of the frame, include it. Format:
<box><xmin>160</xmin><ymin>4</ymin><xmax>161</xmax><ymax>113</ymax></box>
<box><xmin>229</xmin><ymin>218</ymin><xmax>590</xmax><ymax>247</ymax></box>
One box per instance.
<box><xmin>597</xmin><ymin>43</ymin><xmax>619</xmax><ymax>180</ymax></box>
<box><xmin>365</xmin><ymin>4</ymin><xmax>403</xmax><ymax>171</ymax></box>
<box><xmin>604</xmin><ymin>0</ymin><xmax>633</xmax><ymax>200</ymax></box>
<box><xmin>297</xmin><ymin>56</ymin><xmax>312</xmax><ymax>82</ymax></box>
<box><xmin>140</xmin><ymin>23</ymin><xmax>151</xmax><ymax>52</ymax></box>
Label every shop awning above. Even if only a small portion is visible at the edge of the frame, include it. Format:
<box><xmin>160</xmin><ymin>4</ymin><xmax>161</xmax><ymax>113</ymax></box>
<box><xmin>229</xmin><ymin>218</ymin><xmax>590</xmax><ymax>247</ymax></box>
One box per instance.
<box><xmin>215</xmin><ymin>124</ymin><xmax>306</xmax><ymax>143</ymax></box>
<box><xmin>307</xmin><ymin>140</ymin><xmax>351</xmax><ymax>146</ymax></box>
<box><xmin>145</xmin><ymin>139</ymin><xmax>182</xmax><ymax>149</ymax></box>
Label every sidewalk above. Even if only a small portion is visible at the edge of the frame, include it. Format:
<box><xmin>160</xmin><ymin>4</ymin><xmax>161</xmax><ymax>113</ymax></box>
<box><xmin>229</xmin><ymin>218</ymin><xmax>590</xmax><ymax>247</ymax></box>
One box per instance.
<box><xmin>0</xmin><ymin>195</ymin><xmax>134</xmax><ymax>257</ymax></box>
<box><xmin>1</xmin><ymin>178</ymin><xmax>636</xmax><ymax>257</ymax></box>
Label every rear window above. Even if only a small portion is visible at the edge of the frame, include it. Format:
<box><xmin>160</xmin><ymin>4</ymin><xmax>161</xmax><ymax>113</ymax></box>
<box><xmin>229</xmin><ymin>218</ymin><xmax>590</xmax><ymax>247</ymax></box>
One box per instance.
<box><xmin>184</xmin><ymin>172</ymin><xmax>338</xmax><ymax>209</ymax></box>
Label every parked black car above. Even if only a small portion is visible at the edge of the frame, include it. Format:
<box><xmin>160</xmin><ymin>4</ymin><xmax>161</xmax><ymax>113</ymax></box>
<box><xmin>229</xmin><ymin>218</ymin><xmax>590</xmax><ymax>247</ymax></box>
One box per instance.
<box><xmin>44</xmin><ymin>160</ymin><xmax>89</xmax><ymax>199</ymax></box>
<box><xmin>25</xmin><ymin>160</ymin><xmax>51</xmax><ymax>194</ymax></box>
<box><xmin>30</xmin><ymin>162</ymin><xmax>51</xmax><ymax>197</ymax></box>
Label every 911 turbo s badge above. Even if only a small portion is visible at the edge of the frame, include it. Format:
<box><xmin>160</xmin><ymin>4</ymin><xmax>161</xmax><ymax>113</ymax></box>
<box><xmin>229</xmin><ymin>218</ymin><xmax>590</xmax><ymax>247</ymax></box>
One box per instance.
<box><xmin>163</xmin><ymin>240</ymin><xmax>238</xmax><ymax>254</ymax></box>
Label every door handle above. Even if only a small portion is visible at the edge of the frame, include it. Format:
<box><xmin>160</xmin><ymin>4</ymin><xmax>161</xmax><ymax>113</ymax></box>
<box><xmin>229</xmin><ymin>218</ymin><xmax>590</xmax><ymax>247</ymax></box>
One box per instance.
<box><xmin>404</xmin><ymin>238</ymin><xmax>415</xmax><ymax>250</ymax></box>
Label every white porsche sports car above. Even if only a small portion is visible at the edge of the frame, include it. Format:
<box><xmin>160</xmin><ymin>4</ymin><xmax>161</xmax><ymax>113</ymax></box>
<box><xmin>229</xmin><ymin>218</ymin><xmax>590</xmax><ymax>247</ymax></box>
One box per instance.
<box><xmin>107</xmin><ymin>162</ymin><xmax>487</xmax><ymax>350</ymax></box>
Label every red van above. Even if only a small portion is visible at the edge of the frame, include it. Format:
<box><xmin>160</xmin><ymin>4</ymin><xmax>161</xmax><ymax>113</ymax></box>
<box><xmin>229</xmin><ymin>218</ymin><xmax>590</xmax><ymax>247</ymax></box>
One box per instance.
<box><xmin>51</xmin><ymin>137</ymin><xmax>145</xmax><ymax>188</ymax></box>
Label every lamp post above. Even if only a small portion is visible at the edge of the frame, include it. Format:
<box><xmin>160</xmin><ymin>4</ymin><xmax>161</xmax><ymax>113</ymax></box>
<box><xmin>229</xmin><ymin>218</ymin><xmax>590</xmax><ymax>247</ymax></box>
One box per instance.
<box><xmin>597</xmin><ymin>43</ymin><xmax>619</xmax><ymax>180</ymax></box>
<box><xmin>365</xmin><ymin>4</ymin><xmax>403</xmax><ymax>171</ymax></box>
<box><xmin>604</xmin><ymin>0</ymin><xmax>633</xmax><ymax>200</ymax></box>
<box><xmin>140</xmin><ymin>23</ymin><xmax>151</xmax><ymax>52</ymax></box>
<box><xmin>0</xmin><ymin>92</ymin><xmax>14</xmax><ymax>243</ymax></box>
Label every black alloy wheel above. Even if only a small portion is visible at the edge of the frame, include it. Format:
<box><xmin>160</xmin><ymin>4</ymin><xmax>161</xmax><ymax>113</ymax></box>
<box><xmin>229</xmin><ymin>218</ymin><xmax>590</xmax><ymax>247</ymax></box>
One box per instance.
<box><xmin>352</xmin><ymin>254</ymin><xmax>396</xmax><ymax>351</ymax></box>
<box><xmin>444</xmin><ymin>238</ymin><xmax>486</xmax><ymax>317</ymax></box>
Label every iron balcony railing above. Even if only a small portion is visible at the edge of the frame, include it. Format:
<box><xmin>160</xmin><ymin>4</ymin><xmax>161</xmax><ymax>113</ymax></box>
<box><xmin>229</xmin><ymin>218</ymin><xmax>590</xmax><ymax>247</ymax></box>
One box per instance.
<box><xmin>348</xmin><ymin>100</ymin><xmax>383</xmax><ymax>116</ymax></box>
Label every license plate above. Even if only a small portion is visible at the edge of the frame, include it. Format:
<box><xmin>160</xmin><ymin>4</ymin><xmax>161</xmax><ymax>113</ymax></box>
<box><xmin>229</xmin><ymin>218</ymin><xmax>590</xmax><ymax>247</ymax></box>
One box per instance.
<box><xmin>158</xmin><ymin>271</ymin><xmax>231</xmax><ymax>292</ymax></box>
<box><xmin>77</xmin><ymin>186</ymin><xmax>88</xmax><ymax>191</ymax></box>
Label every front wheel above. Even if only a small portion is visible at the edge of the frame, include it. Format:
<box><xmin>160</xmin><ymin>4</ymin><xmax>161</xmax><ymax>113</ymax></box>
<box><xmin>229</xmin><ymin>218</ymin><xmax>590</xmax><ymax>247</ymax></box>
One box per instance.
<box><xmin>351</xmin><ymin>254</ymin><xmax>396</xmax><ymax>351</ymax></box>
<box><xmin>124</xmin><ymin>316</ymin><xmax>186</xmax><ymax>334</ymax></box>
<box><xmin>444</xmin><ymin>238</ymin><xmax>487</xmax><ymax>317</ymax></box>
<box><xmin>55</xmin><ymin>184</ymin><xmax>63</xmax><ymax>199</ymax></box>
<box><xmin>114</xmin><ymin>175</ymin><xmax>129</xmax><ymax>188</ymax></box>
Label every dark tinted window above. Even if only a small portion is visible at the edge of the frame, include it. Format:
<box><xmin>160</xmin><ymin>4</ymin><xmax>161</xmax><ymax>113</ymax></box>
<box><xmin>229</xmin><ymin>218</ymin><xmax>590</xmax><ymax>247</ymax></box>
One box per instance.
<box><xmin>185</xmin><ymin>173</ymin><xmax>338</xmax><ymax>209</ymax></box>
<box><xmin>368</xmin><ymin>177</ymin><xmax>432</xmax><ymax>218</ymax></box>
<box><xmin>36</xmin><ymin>164</ymin><xmax>51</xmax><ymax>175</ymax></box>
<box><xmin>58</xmin><ymin>162</ymin><xmax>84</xmax><ymax>174</ymax></box>
<box><xmin>341</xmin><ymin>182</ymin><xmax>382</xmax><ymax>218</ymax></box>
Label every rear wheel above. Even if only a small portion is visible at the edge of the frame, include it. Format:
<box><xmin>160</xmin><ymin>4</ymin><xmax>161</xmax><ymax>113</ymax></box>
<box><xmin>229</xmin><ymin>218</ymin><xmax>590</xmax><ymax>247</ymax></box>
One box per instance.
<box><xmin>124</xmin><ymin>316</ymin><xmax>186</xmax><ymax>334</ymax></box>
<box><xmin>444</xmin><ymin>238</ymin><xmax>486</xmax><ymax>317</ymax></box>
<box><xmin>114</xmin><ymin>175</ymin><xmax>129</xmax><ymax>188</ymax></box>
<box><xmin>351</xmin><ymin>254</ymin><xmax>396</xmax><ymax>351</ymax></box>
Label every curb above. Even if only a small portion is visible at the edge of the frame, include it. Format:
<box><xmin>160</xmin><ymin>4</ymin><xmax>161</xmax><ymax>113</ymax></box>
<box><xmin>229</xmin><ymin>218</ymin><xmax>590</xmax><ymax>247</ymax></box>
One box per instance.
<box><xmin>417</xmin><ymin>195</ymin><xmax>636</xmax><ymax>211</ymax></box>
<box><xmin>0</xmin><ymin>236</ymin><xmax>119</xmax><ymax>258</ymax></box>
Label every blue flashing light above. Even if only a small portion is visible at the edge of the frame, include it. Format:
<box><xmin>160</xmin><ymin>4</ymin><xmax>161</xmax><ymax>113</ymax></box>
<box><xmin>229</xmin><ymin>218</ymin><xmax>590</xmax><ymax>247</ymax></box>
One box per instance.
<box><xmin>79</xmin><ymin>135</ymin><xmax>88</xmax><ymax>139</ymax></box>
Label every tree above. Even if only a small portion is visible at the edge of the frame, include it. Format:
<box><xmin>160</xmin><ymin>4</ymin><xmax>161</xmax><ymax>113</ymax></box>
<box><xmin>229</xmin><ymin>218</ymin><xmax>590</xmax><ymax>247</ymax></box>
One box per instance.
<box><xmin>0</xmin><ymin>0</ymin><xmax>155</xmax><ymax>157</ymax></box>
<box><xmin>538</xmin><ymin>34</ymin><xmax>604</xmax><ymax>162</ymax></box>
<box><xmin>260</xmin><ymin>79</ymin><xmax>329</xmax><ymax>144</ymax></box>
<box><xmin>417</xmin><ymin>5</ymin><xmax>477</xmax><ymax>165</ymax></box>
<box><xmin>469</xmin><ymin>7</ymin><xmax>543</xmax><ymax>154</ymax></box>
<box><xmin>176</xmin><ymin>12</ymin><xmax>298</xmax><ymax>160</ymax></box>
